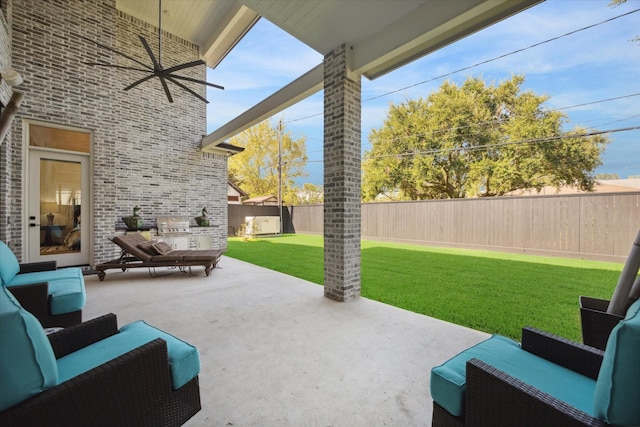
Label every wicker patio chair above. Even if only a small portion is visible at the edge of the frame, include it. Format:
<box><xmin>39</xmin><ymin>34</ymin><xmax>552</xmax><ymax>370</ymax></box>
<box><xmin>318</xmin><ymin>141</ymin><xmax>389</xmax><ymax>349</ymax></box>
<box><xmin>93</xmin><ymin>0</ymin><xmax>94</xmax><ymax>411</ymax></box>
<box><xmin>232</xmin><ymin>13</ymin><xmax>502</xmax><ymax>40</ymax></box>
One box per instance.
<box><xmin>1</xmin><ymin>241</ymin><xmax>85</xmax><ymax>328</ymax></box>
<box><xmin>431</xmin><ymin>297</ymin><xmax>640</xmax><ymax>427</ymax></box>
<box><xmin>432</xmin><ymin>327</ymin><xmax>607</xmax><ymax>427</ymax></box>
<box><xmin>0</xmin><ymin>307</ymin><xmax>201</xmax><ymax>426</ymax></box>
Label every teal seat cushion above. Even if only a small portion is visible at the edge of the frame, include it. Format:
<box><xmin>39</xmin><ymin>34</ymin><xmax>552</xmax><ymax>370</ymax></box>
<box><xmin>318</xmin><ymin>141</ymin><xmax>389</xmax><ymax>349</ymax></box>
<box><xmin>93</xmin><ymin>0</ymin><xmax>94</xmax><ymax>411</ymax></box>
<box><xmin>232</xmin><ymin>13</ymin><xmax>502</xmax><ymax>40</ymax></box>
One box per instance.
<box><xmin>57</xmin><ymin>320</ymin><xmax>199</xmax><ymax>390</ymax></box>
<box><xmin>7</xmin><ymin>268</ymin><xmax>86</xmax><ymax>314</ymax></box>
<box><xmin>431</xmin><ymin>334</ymin><xmax>596</xmax><ymax>417</ymax></box>
<box><xmin>6</xmin><ymin>268</ymin><xmax>83</xmax><ymax>285</ymax></box>
<box><xmin>0</xmin><ymin>241</ymin><xmax>20</xmax><ymax>284</ymax></box>
<box><xmin>0</xmin><ymin>286</ymin><xmax>58</xmax><ymax>411</ymax></box>
<box><xmin>593</xmin><ymin>298</ymin><xmax>640</xmax><ymax>426</ymax></box>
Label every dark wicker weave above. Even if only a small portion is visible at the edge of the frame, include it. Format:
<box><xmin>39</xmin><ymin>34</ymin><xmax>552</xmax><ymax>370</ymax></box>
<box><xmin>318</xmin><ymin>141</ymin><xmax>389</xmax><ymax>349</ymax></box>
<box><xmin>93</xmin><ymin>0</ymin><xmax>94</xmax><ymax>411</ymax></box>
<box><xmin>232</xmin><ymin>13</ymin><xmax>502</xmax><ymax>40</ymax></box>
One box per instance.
<box><xmin>0</xmin><ymin>314</ymin><xmax>201</xmax><ymax>426</ymax></box>
<box><xmin>432</xmin><ymin>327</ymin><xmax>609</xmax><ymax>427</ymax></box>
<box><xmin>6</xmin><ymin>261</ymin><xmax>82</xmax><ymax>328</ymax></box>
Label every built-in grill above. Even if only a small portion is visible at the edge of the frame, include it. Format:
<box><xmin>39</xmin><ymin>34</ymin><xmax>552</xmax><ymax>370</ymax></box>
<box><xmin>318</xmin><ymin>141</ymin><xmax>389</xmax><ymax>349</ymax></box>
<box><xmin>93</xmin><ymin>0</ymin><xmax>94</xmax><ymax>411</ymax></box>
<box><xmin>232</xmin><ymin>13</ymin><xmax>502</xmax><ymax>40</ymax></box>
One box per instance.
<box><xmin>156</xmin><ymin>216</ymin><xmax>191</xmax><ymax>237</ymax></box>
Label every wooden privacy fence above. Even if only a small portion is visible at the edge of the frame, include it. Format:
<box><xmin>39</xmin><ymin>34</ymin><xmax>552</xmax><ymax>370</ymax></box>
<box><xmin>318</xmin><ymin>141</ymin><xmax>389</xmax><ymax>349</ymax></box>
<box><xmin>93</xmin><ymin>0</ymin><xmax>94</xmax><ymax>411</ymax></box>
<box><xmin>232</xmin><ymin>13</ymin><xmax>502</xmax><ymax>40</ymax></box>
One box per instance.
<box><xmin>286</xmin><ymin>192</ymin><xmax>640</xmax><ymax>263</ymax></box>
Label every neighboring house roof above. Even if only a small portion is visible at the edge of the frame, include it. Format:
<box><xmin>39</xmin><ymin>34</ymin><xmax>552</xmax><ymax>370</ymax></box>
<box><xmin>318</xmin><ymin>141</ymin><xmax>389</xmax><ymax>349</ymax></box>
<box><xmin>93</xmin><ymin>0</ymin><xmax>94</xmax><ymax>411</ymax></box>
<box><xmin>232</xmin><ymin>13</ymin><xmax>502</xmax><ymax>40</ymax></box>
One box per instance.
<box><xmin>505</xmin><ymin>180</ymin><xmax>640</xmax><ymax>197</ymax></box>
<box><xmin>598</xmin><ymin>178</ymin><xmax>640</xmax><ymax>190</ymax></box>
<box><xmin>243</xmin><ymin>195</ymin><xmax>278</xmax><ymax>205</ymax></box>
<box><xmin>228</xmin><ymin>180</ymin><xmax>248</xmax><ymax>197</ymax></box>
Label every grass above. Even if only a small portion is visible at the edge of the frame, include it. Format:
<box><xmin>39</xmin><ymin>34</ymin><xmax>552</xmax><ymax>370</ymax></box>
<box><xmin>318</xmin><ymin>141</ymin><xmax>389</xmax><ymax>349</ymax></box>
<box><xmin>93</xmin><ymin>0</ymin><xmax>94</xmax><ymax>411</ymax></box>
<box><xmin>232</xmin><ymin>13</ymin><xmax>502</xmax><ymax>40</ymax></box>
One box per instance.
<box><xmin>225</xmin><ymin>234</ymin><xmax>624</xmax><ymax>342</ymax></box>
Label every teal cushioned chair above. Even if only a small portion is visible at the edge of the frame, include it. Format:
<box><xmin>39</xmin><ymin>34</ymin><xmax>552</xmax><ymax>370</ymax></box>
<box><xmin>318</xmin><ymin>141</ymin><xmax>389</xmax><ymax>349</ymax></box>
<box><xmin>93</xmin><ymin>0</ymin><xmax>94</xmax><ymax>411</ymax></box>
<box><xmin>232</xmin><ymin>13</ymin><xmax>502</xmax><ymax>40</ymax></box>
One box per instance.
<box><xmin>431</xmin><ymin>299</ymin><xmax>640</xmax><ymax>427</ymax></box>
<box><xmin>0</xmin><ymin>286</ymin><xmax>201</xmax><ymax>426</ymax></box>
<box><xmin>0</xmin><ymin>240</ymin><xmax>85</xmax><ymax>327</ymax></box>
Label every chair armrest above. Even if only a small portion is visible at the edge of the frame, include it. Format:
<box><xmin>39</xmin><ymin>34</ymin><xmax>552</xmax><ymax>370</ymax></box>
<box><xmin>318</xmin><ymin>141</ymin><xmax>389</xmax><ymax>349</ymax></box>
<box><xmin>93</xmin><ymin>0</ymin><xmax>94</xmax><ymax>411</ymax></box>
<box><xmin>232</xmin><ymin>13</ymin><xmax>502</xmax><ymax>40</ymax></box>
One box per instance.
<box><xmin>0</xmin><ymin>339</ymin><xmax>173</xmax><ymax>426</ymax></box>
<box><xmin>19</xmin><ymin>261</ymin><xmax>57</xmax><ymax>273</ymax></box>
<box><xmin>465</xmin><ymin>358</ymin><xmax>607</xmax><ymax>427</ymax></box>
<box><xmin>6</xmin><ymin>283</ymin><xmax>49</xmax><ymax>321</ymax></box>
<box><xmin>48</xmin><ymin>313</ymin><xmax>119</xmax><ymax>358</ymax></box>
<box><xmin>521</xmin><ymin>327</ymin><xmax>604</xmax><ymax>380</ymax></box>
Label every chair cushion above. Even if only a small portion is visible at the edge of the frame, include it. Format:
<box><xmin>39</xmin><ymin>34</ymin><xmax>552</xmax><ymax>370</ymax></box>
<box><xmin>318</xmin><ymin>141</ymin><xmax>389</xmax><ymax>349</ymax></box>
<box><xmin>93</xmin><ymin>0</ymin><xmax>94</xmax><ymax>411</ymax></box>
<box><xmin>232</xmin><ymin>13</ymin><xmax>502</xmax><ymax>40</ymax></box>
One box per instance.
<box><xmin>593</xmin><ymin>298</ymin><xmax>640</xmax><ymax>425</ymax></box>
<box><xmin>57</xmin><ymin>320</ymin><xmax>199</xmax><ymax>390</ymax></box>
<box><xmin>0</xmin><ymin>286</ymin><xmax>58</xmax><ymax>411</ymax></box>
<box><xmin>0</xmin><ymin>241</ymin><xmax>20</xmax><ymax>284</ymax></box>
<box><xmin>431</xmin><ymin>334</ymin><xmax>596</xmax><ymax>417</ymax></box>
<box><xmin>6</xmin><ymin>267</ymin><xmax>86</xmax><ymax>315</ymax></box>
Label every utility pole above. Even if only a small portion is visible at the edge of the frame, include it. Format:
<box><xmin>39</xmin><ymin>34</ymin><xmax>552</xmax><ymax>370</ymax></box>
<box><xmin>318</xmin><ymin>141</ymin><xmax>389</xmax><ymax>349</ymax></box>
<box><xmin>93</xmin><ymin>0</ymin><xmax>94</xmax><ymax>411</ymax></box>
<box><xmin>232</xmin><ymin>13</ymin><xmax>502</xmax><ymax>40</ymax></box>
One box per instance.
<box><xmin>278</xmin><ymin>118</ymin><xmax>283</xmax><ymax>235</ymax></box>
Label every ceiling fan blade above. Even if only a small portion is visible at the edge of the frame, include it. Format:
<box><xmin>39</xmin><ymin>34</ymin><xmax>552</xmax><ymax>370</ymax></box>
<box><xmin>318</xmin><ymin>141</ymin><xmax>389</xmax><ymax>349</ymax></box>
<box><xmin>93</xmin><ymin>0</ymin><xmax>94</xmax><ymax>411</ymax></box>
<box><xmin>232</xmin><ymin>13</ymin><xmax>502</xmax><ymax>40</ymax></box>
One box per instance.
<box><xmin>74</xmin><ymin>33</ymin><xmax>153</xmax><ymax>70</ymax></box>
<box><xmin>166</xmin><ymin>74</ymin><xmax>224</xmax><ymax>90</ymax></box>
<box><xmin>158</xmin><ymin>75</ymin><xmax>174</xmax><ymax>103</ymax></box>
<box><xmin>123</xmin><ymin>74</ymin><xmax>156</xmax><ymax>91</ymax></box>
<box><xmin>165</xmin><ymin>76</ymin><xmax>209</xmax><ymax>104</ymax></box>
<box><xmin>139</xmin><ymin>35</ymin><xmax>162</xmax><ymax>71</ymax></box>
<box><xmin>163</xmin><ymin>60</ymin><xmax>205</xmax><ymax>74</ymax></box>
<box><xmin>83</xmin><ymin>62</ymin><xmax>151</xmax><ymax>73</ymax></box>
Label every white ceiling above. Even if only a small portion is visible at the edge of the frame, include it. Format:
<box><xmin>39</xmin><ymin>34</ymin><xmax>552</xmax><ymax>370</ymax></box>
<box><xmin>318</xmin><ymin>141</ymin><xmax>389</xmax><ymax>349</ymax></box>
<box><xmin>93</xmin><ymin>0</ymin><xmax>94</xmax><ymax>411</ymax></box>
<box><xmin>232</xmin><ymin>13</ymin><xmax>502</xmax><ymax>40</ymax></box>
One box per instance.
<box><xmin>116</xmin><ymin>0</ymin><xmax>259</xmax><ymax>68</ymax></box>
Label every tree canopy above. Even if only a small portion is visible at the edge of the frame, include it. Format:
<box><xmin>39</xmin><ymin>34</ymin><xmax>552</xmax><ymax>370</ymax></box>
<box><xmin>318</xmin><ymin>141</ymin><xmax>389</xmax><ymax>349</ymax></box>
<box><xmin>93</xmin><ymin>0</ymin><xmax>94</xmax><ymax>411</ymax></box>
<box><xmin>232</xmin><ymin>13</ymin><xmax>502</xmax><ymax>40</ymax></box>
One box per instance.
<box><xmin>228</xmin><ymin>120</ymin><xmax>307</xmax><ymax>205</ymax></box>
<box><xmin>362</xmin><ymin>75</ymin><xmax>610</xmax><ymax>200</ymax></box>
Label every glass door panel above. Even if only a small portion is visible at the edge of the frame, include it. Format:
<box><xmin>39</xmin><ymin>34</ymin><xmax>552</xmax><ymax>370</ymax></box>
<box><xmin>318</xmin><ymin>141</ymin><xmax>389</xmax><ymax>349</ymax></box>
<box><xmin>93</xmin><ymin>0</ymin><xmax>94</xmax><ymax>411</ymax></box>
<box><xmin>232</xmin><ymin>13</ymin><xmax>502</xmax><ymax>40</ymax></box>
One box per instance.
<box><xmin>29</xmin><ymin>151</ymin><xmax>89</xmax><ymax>266</ymax></box>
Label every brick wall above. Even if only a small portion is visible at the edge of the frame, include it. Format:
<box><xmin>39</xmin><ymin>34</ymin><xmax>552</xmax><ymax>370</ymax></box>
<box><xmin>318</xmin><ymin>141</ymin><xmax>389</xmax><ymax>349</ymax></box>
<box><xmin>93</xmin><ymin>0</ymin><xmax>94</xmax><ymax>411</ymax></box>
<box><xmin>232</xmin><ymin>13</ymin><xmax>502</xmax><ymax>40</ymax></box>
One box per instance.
<box><xmin>1</xmin><ymin>0</ymin><xmax>228</xmax><ymax>264</ymax></box>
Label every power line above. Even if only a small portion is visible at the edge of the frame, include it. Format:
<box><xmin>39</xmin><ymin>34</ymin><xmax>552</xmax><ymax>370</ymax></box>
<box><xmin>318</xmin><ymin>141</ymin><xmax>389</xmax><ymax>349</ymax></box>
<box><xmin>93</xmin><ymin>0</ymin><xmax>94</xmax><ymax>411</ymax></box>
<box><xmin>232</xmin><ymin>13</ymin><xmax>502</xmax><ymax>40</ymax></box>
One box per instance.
<box><xmin>283</xmin><ymin>9</ymin><xmax>639</xmax><ymax>126</ymax></box>
<box><xmin>305</xmin><ymin>125</ymin><xmax>640</xmax><ymax>165</ymax></box>
<box><xmin>364</xmin><ymin>126</ymin><xmax>640</xmax><ymax>160</ymax></box>
<box><xmin>361</xmin><ymin>92</ymin><xmax>640</xmax><ymax>149</ymax></box>
<box><xmin>557</xmin><ymin>93</ymin><xmax>640</xmax><ymax>111</ymax></box>
<box><xmin>362</xmin><ymin>8</ymin><xmax>640</xmax><ymax>103</ymax></box>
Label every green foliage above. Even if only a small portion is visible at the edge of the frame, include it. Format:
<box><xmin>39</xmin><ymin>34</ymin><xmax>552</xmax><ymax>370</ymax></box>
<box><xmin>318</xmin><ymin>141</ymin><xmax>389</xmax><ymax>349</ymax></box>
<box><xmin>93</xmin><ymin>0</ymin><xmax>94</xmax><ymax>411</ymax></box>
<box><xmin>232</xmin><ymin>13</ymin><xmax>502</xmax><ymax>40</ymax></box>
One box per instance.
<box><xmin>595</xmin><ymin>173</ymin><xmax>620</xmax><ymax>179</ymax></box>
<box><xmin>362</xmin><ymin>76</ymin><xmax>610</xmax><ymax>200</ymax></box>
<box><xmin>226</xmin><ymin>234</ymin><xmax>622</xmax><ymax>341</ymax></box>
<box><xmin>291</xmin><ymin>183</ymin><xmax>324</xmax><ymax>205</ymax></box>
<box><xmin>228</xmin><ymin>120</ymin><xmax>308</xmax><ymax>205</ymax></box>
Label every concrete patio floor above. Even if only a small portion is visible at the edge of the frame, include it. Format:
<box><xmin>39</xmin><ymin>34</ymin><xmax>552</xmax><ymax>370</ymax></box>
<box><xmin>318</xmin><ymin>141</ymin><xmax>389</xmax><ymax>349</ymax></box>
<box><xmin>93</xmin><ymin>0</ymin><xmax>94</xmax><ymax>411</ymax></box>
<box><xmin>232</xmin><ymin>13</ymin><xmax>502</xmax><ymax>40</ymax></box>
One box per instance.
<box><xmin>82</xmin><ymin>256</ymin><xmax>489</xmax><ymax>426</ymax></box>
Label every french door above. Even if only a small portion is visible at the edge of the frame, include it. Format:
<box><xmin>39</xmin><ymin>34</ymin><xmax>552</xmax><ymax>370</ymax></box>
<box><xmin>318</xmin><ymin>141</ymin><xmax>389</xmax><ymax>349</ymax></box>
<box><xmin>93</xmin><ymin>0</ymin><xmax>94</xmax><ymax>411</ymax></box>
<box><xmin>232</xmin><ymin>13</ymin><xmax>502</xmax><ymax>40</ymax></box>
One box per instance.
<box><xmin>28</xmin><ymin>150</ymin><xmax>90</xmax><ymax>266</ymax></box>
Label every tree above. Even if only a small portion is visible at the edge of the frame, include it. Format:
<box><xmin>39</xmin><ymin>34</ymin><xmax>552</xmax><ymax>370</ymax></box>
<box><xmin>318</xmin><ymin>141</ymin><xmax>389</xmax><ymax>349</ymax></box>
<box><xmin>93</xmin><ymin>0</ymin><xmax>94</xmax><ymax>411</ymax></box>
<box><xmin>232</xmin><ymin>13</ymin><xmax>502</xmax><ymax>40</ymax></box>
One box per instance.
<box><xmin>362</xmin><ymin>75</ymin><xmax>610</xmax><ymax>200</ymax></box>
<box><xmin>609</xmin><ymin>0</ymin><xmax>639</xmax><ymax>44</ymax></box>
<box><xmin>228</xmin><ymin>120</ymin><xmax>307</xmax><ymax>205</ymax></box>
<box><xmin>595</xmin><ymin>173</ymin><xmax>620</xmax><ymax>180</ymax></box>
<box><xmin>292</xmin><ymin>183</ymin><xmax>324</xmax><ymax>205</ymax></box>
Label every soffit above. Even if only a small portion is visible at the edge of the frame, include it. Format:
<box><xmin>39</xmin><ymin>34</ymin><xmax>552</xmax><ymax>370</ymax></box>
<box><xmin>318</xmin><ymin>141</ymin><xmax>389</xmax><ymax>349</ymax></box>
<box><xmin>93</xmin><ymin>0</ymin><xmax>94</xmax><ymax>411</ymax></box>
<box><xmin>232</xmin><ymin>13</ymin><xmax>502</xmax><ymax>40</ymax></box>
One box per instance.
<box><xmin>116</xmin><ymin>0</ymin><xmax>259</xmax><ymax>68</ymax></box>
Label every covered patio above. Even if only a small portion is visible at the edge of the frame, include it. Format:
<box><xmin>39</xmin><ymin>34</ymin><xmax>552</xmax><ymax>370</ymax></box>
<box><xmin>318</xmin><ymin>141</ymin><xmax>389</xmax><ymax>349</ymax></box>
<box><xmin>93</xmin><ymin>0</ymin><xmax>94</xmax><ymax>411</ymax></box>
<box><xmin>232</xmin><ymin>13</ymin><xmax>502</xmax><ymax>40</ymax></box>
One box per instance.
<box><xmin>82</xmin><ymin>258</ymin><xmax>488</xmax><ymax>426</ymax></box>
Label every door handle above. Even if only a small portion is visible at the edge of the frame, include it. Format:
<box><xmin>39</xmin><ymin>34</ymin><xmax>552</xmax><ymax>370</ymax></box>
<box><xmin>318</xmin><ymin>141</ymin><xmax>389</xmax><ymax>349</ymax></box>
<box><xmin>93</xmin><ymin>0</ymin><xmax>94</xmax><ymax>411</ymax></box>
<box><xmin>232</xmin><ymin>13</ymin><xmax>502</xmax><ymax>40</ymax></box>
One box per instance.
<box><xmin>30</xmin><ymin>223</ymin><xmax>41</xmax><ymax>227</ymax></box>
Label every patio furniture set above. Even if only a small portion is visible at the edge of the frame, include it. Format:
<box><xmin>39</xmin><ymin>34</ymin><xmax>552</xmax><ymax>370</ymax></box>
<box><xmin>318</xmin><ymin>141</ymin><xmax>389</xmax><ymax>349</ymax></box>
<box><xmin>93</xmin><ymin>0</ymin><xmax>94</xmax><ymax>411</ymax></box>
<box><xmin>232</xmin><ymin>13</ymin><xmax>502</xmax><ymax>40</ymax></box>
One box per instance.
<box><xmin>0</xmin><ymin>239</ymin><xmax>217</xmax><ymax>425</ymax></box>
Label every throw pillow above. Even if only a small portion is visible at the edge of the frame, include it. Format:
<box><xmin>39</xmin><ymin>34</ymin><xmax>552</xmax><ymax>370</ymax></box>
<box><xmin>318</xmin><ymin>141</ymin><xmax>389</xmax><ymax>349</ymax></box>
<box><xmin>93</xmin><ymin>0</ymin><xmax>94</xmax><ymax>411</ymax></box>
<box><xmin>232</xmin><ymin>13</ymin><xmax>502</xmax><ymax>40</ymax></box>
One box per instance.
<box><xmin>137</xmin><ymin>240</ymin><xmax>159</xmax><ymax>255</ymax></box>
<box><xmin>152</xmin><ymin>241</ymin><xmax>173</xmax><ymax>254</ymax></box>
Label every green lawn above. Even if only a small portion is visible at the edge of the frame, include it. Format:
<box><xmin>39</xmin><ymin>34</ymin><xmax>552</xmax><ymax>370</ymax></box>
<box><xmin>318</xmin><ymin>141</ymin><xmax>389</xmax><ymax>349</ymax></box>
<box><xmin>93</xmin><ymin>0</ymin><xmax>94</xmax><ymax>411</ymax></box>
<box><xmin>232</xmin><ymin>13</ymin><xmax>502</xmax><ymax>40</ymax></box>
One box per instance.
<box><xmin>225</xmin><ymin>234</ymin><xmax>623</xmax><ymax>341</ymax></box>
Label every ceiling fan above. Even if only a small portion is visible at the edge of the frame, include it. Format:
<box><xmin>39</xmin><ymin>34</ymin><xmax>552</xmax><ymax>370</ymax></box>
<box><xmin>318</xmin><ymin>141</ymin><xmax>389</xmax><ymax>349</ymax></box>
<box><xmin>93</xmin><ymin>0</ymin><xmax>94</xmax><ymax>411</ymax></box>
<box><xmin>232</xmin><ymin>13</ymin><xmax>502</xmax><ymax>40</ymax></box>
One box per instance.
<box><xmin>79</xmin><ymin>0</ymin><xmax>223</xmax><ymax>104</ymax></box>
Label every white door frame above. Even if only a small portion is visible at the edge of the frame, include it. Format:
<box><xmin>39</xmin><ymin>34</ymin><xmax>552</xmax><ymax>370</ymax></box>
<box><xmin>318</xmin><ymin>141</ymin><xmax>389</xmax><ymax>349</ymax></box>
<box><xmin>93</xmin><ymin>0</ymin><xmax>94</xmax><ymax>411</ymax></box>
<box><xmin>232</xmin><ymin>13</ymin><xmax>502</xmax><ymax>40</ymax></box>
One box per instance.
<box><xmin>24</xmin><ymin>120</ymin><xmax>93</xmax><ymax>267</ymax></box>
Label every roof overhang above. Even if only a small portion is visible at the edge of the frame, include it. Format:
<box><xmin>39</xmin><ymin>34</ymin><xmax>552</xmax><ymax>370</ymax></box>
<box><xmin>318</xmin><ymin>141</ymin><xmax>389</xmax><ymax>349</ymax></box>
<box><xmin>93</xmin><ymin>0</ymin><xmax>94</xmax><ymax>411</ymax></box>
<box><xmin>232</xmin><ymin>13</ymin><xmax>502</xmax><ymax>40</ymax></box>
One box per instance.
<box><xmin>202</xmin><ymin>0</ymin><xmax>541</xmax><ymax>151</ymax></box>
<box><xmin>202</xmin><ymin>64</ymin><xmax>323</xmax><ymax>152</ymax></box>
<box><xmin>116</xmin><ymin>0</ymin><xmax>260</xmax><ymax>68</ymax></box>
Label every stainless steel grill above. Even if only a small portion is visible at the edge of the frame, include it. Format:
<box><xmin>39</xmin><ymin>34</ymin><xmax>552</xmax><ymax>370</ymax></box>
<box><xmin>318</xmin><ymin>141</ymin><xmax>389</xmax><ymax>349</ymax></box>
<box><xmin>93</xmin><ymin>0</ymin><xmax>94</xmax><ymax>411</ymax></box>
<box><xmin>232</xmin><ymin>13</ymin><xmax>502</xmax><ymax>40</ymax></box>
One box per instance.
<box><xmin>156</xmin><ymin>216</ymin><xmax>191</xmax><ymax>236</ymax></box>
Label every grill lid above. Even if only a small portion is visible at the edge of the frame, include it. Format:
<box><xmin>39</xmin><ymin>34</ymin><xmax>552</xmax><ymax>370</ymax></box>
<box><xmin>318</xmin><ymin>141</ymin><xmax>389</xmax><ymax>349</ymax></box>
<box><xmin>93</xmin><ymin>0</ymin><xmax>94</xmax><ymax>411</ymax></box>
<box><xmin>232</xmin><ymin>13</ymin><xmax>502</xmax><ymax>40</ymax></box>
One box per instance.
<box><xmin>156</xmin><ymin>216</ymin><xmax>191</xmax><ymax>235</ymax></box>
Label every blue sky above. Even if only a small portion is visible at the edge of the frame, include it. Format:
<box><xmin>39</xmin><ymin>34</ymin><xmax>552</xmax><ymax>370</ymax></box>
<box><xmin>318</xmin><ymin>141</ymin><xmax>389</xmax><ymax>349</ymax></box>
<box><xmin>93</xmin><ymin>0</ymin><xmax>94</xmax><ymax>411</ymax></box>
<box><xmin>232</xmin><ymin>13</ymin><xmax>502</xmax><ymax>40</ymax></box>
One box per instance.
<box><xmin>206</xmin><ymin>0</ymin><xmax>640</xmax><ymax>186</ymax></box>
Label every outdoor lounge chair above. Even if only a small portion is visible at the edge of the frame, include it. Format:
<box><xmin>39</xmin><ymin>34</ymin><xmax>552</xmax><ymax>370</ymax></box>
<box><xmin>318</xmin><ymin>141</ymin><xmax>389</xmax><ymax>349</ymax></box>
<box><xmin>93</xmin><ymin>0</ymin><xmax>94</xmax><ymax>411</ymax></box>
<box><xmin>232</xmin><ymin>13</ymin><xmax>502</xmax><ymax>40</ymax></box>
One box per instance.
<box><xmin>0</xmin><ymin>285</ymin><xmax>201</xmax><ymax>426</ymax></box>
<box><xmin>95</xmin><ymin>233</ymin><xmax>222</xmax><ymax>281</ymax></box>
<box><xmin>0</xmin><ymin>241</ymin><xmax>85</xmax><ymax>328</ymax></box>
<box><xmin>430</xmin><ymin>297</ymin><xmax>640</xmax><ymax>427</ymax></box>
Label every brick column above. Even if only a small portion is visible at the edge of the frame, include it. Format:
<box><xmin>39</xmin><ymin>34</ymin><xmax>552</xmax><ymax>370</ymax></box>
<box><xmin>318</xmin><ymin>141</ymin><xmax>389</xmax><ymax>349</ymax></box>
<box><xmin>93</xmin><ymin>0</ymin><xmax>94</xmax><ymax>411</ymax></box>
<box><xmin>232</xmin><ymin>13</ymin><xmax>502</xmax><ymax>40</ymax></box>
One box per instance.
<box><xmin>323</xmin><ymin>44</ymin><xmax>361</xmax><ymax>302</ymax></box>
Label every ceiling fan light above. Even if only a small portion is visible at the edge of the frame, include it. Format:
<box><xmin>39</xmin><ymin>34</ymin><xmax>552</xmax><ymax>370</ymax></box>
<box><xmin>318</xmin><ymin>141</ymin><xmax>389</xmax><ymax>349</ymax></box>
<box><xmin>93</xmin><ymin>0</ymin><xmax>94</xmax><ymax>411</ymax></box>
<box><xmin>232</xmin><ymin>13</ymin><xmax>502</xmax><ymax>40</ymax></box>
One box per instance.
<box><xmin>0</xmin><ymin>68</ymin><xmax>24</xmax><ymax>87</ymax></box>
